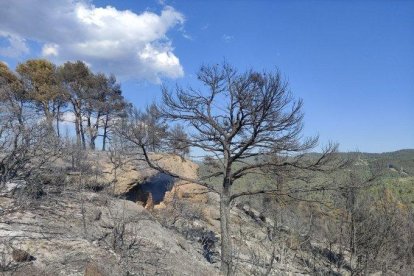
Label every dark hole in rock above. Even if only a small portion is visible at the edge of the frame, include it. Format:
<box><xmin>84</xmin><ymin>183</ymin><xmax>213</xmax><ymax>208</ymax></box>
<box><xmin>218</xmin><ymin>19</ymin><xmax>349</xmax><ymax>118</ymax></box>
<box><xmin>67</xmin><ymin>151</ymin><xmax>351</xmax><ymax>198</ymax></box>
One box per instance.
<box><xmin>125</xmin><ymin>173</ymin><xmax>174</xmax><ymax>205</ymax></box>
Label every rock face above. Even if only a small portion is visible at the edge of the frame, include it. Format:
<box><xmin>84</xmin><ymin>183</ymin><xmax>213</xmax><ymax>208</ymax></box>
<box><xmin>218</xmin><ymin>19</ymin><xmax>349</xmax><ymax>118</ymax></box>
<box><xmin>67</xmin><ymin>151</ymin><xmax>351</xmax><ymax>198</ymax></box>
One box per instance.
<box><xmin>105</xmin><ymin>153</ymin><xmax>210</xmax><ymax>207</ymax></box>
<box><xmin>149</xmin><ymin>154</ymin><xmax>210</xmax><ymax>205</ymax></box>
<box><xmin>90</xmin><ymin>152</ymin><xmax>209</xmax><ymax>206</ymax></box>
<box><xmin>0</xmin><ymin>191</ymin><xmax>218</xmax><ymax>276</ymax></box>
<box><xmin>84</xmin><ymin>262</ymin><xmax>106</xmax><ymax>276</ymax></box>
<box><xmin>87</xmin><ymin>153</ymin><xmax>147</xmax><ymax>195</ymax></box>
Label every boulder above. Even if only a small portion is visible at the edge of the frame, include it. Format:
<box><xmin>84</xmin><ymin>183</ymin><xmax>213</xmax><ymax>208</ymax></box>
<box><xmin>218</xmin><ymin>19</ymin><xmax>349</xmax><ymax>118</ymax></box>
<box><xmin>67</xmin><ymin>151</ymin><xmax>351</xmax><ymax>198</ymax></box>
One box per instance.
<box><xmin>0</xmin><ymin>180</ymin><xmax>27</xmax><ymax>196</ymax></box>
<box><xmin>12</xmin><ymin>248</ymin><xmax>35</xmax><ymax>262</ymax></box>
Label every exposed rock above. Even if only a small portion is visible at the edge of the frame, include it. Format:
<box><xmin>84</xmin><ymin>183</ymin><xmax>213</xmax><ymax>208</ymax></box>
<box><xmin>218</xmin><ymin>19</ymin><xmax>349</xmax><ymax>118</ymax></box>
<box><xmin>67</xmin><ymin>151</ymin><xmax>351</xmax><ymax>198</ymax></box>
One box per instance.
<box><xmin>0</xmin><ymin>192</ymin><xmax>218</xmax><ymax>276</ymax></box>
<box><xmin>93</xmin><ymin>210</ymin><xmax>102</xmax><ymax>221</ymax></box>
<box><xmin>145</xmin><ymin>192</ymin><xmax>154</xmax><ymax>210</ymax></box>
<box><xmin>84</xmin><ymin>262</ymin><xmax>105</xmax><ymax>276</ymax></box>
<box><xmin>150</xmin><ymin>154</ymin><xmax>199</xmax><ymax>179</ymax></box>
<box><xmin>7</xmin><ymin>264</ymin><xmax>51</xmax><ymax>276</ymax></box>
<box><xmin>12</xmin><ymin>248</ymin><xmax>35</xmax><ymax>262</ymax></box>
<box><xmin>91</xmin><ymin>152</ymin><xmax>209</xmax><ymax>206</ymax></box>
<box><xmin>0</xmin><ymin>152</ymin><xmax>357</xmax><ymax>275</ymax></box>
<box><xmin>0</xmin><ymin>180</ymin><xmax>27</xmax><ymax>196</ymax></box>
<box><xmin>148</xmin><ymin>153</ymin><xmax>209</xmax><ymax>204</ymax></box>
<box><xmin>95</xmin><ymin>155</ymin><xmax>146</xmax><ymax>195</ymax></box>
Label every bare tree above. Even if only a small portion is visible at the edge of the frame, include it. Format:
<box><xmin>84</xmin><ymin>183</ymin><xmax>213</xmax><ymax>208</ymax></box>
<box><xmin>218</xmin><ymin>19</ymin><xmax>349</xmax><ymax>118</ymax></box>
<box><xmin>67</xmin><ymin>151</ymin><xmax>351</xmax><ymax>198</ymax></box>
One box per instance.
<box><xmin>115</xmin><ymin>63</ymin><xmax>342</xmax><ymax>275</ymax></box>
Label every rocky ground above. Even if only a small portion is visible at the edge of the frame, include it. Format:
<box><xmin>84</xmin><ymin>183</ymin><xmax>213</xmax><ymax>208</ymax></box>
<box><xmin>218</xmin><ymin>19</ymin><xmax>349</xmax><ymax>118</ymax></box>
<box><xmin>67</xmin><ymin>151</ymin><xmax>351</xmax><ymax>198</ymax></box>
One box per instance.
<box><xmin>0</xmin><ymin>154</ymin><xmax>352</xmax><ymax>275</ymax></box>
<box><xmin>0</xmin><ymin>191</ymin><xmax>218</xmax><ymax>276</ymax></box>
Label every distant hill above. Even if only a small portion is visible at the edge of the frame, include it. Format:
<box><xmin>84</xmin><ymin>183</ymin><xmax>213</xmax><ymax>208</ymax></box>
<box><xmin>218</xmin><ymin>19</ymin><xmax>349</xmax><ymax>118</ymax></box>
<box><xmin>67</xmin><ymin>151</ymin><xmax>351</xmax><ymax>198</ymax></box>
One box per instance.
<box><xmin>303</xmin><ymin>149</ymin><xmax>414</xmax><ymax>176</ymax></box>
<box><xmin>346</xmin><ymin>149</ymin><xmax>414</xmax><ymax>176</ymax></box>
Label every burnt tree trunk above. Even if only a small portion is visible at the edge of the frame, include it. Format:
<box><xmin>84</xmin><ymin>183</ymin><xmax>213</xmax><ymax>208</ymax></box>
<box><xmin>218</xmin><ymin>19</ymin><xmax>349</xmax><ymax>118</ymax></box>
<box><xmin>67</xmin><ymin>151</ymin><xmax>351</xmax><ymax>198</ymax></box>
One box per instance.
<box><xmin>75</xmin><ymin>115</ymin><xmax>81</xmax><ymax>147</ymax></box>
<box><xmin>56</xmin><ymin>105</ymin><xmax>60</xmax><ymax>138</ymax></box>
<box><xmin>220</xmin><ymin>179</ymin><xmax>233</xmax><ymax>276</ymax></box>
<box><xmin>102</xmin><ymin>114</ymin><xmax>109</xmax><ymax>151</ymax></box>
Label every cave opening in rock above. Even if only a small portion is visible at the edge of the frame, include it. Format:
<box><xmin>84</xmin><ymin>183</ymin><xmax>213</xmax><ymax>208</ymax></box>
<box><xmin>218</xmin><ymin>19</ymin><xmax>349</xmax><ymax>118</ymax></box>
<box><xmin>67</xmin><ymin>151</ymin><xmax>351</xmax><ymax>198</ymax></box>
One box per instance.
<box><xmin>125</xmin><ymin>173</ymin><xmax>174</xmax><ymax>205</ymax></box>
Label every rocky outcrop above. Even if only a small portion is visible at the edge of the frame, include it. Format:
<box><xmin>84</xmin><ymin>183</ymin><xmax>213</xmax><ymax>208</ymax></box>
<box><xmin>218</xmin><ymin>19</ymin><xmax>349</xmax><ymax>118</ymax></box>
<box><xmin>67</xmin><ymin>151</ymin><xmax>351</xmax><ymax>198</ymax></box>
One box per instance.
<box><xmin>87</xmin><ymin>153</ymin><xmax>147</xmax><ymax>195</ymax></box>
<box><xmin>0</xmin><ymin>191</ymin><xmax>218</xmax><ymax>275</ymax></box>
<box><xmin>89</xmin><ymin>152</ymin><xmax>209</xmax><ymax>206</ymax></box>
<box><xmin>148</xmin><ymin>154</ymin><xmax>209</xmax><ymax>205</ymax></box>
<box><xmin>100</xmin><ymin>153</ymin><xmax>210</xmax><ymax>207</ymax></box>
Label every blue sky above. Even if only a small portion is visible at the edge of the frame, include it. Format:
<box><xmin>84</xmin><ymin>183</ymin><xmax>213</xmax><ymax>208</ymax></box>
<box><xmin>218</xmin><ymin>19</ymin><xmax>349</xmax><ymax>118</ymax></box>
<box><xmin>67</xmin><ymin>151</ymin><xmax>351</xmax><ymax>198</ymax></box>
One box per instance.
<box><xmin>0</xmin><ymin>0</ymin><xmax>413</xmax><ymax>152</ymax></box>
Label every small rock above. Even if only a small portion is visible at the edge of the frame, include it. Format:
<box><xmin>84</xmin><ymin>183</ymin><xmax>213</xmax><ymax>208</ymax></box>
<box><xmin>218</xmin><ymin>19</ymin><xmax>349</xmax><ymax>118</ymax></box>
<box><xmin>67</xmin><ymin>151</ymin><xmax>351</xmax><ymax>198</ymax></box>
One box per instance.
<box><xmin>12</xmin><ymin>249</ymin><xmax>35</xmax><ymax>262</ymax></box>
<box><xmin>93</xmin><ymin>210</ymin><xmax>102</xmax><ymax>221</ymax></box>
<box><xmin>154</xmin><ymin>202</ymin><xmax>167</xmax><ymax>210</ymax></box>
<box><xmin>145</xmin><ymin>193</ymin><xmax>154</xmax><ymax>210</ymax></box>
<box><xmin>84</xmin><ymin>262</ymin><xmax>105</xmax><ymax>276</ymax></box>
<box><xmin>192</xmin><ymin>219</ymin><xmax>204</xmax><ymax>228</ymax></box>
<box><xmin>0</xmin><ymin>180</ymin><xmax>27</xmax><ymax>196</ymax></box>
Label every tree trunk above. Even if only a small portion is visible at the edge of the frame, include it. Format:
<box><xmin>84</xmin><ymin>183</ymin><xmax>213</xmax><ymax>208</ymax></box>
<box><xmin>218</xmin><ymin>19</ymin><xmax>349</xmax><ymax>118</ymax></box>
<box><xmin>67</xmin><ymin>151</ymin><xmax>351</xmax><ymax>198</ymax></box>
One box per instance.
<box><xmin>220</xmin><ymin>184</ymin><xmax>233</xmax><ymax>276</ymax></box>
<box><xmin>72</xmin><ymin>101</ymin><xmax>82</xmax><ymax>147</ymax></box>
<box><xmin>88</xmin><ymin>113</ymin><xmax>101</xmax><ymax>151</ymax></box>
<box><xmin>90</xmin><ymin>137</ymin><xmax>96</xmax><ymax>150</ymax></box>
<box><xmin>350</xmin><ymin>213</ymin><xmax>356</xmax><ymax>268</ymax></box>
<box><xmin>102</xmin><ymin>114</ymin><xmax>109</xmax><ymax>151</ymax></box>
<box><xmin>80</xmin><ymin>118</ymin><xmax>86</xmax><ymax>149</ymax></box>
<box><xmin>44</xmin><ymin>107</ymin><xmax>55</xmax><ymax>132</ymax></box>
<box><xmin>56</xmin><ymin>105</ymin><xmax>60</xmax><ymax>138</ymax></box>
<box><xmin>87</xmin><ymin>112</ymin><xmax>93</xmax><ymax>149</ymax></box>
<box><xmin>75</xmin><ymin>115</ymin><xmax>81</xmax><ymax>147</ymax></box>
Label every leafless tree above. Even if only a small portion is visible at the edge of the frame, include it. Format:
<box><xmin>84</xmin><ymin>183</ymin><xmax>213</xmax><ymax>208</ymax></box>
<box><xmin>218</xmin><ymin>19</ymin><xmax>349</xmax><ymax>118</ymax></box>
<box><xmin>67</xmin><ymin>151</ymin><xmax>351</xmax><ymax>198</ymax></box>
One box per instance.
<box><xmin>116</xmin><ymin>63</ymin><xmax>343</xmax><ymax>275</ymax></box>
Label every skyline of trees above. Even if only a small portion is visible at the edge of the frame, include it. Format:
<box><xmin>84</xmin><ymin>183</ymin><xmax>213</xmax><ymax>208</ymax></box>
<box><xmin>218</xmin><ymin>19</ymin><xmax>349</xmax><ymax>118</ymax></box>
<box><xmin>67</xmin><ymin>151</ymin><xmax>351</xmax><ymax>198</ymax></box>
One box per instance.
<box><xmin>1</xmin><ymin>59</ymin><xmax>129</xmax><ymax>151</ymax></box>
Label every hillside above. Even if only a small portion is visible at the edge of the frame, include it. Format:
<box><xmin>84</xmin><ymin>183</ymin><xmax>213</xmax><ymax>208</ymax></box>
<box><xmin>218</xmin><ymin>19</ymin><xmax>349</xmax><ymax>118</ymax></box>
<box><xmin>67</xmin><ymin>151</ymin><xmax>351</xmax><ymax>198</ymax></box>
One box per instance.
<box><xmin>1</xmin><ymin>150</ymin><xmax>413</xmax><ymax>275</ymax></box>
<box><xmin>0</xmin><ymin>153</ymin><xmax>361</xmax><ymax>276</ymax></box>
<box><xmin>198</xmin><ymin>149</ymin><xmax>414</xmax><ymax>204</ymax></box>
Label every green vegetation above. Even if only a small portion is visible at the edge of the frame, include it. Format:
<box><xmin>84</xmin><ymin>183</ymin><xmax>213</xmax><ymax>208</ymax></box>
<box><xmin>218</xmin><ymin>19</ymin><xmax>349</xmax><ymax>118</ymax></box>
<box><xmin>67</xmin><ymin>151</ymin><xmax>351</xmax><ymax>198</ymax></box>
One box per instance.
<box><xmin>1</xmin><ymin>58</ymin><xmax>413</xmax><ymax>275</ymax></box>
<box><xmin>200</xmin><ymin>149</ymin><xmax>414</xmax><ymax>204</ymax></box>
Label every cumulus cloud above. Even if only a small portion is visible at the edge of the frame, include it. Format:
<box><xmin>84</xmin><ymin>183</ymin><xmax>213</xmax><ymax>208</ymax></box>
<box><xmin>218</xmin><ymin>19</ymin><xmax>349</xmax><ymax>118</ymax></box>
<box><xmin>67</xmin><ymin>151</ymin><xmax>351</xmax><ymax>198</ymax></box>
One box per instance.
<box><xmin>42</xmin><ymin>43</ymin><xmax>59</xmax><ymax>57</ymax></box>
<box><xmin>0</xmin><ymin>0</ymin><xmax>185</xmax><ymax>82</ymax></box>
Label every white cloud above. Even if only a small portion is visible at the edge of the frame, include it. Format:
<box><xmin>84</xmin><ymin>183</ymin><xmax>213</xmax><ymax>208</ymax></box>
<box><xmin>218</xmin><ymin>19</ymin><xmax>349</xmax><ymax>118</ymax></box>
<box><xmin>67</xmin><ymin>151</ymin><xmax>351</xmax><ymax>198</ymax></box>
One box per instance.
<box><xmin>42</xmin><ymin>43</ymin><xmax>59</xmax><ymax>57</ymax></box>
<box><xmin>222</xmin><ymin>34</ymin><xmax>234</xmax><ymax>43</ymax></box>
<box><xmin>0</xmin><ymin>0</ymin><xmax>185</xmax><ymax>82</ymax></box>
<box><xmin>138</xmin><ymin>44</ymin><xmax>183</xmax><ymax>80</ymax></box>
<box><xmin>61</xmin><ymin>111</ymin><xmax>76</xmax><ymax>123</ymax></box>
<box><xmin>0</xmin><ymin>33</ymin><xmax>29</xmax><ymax>57</ymax></box>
